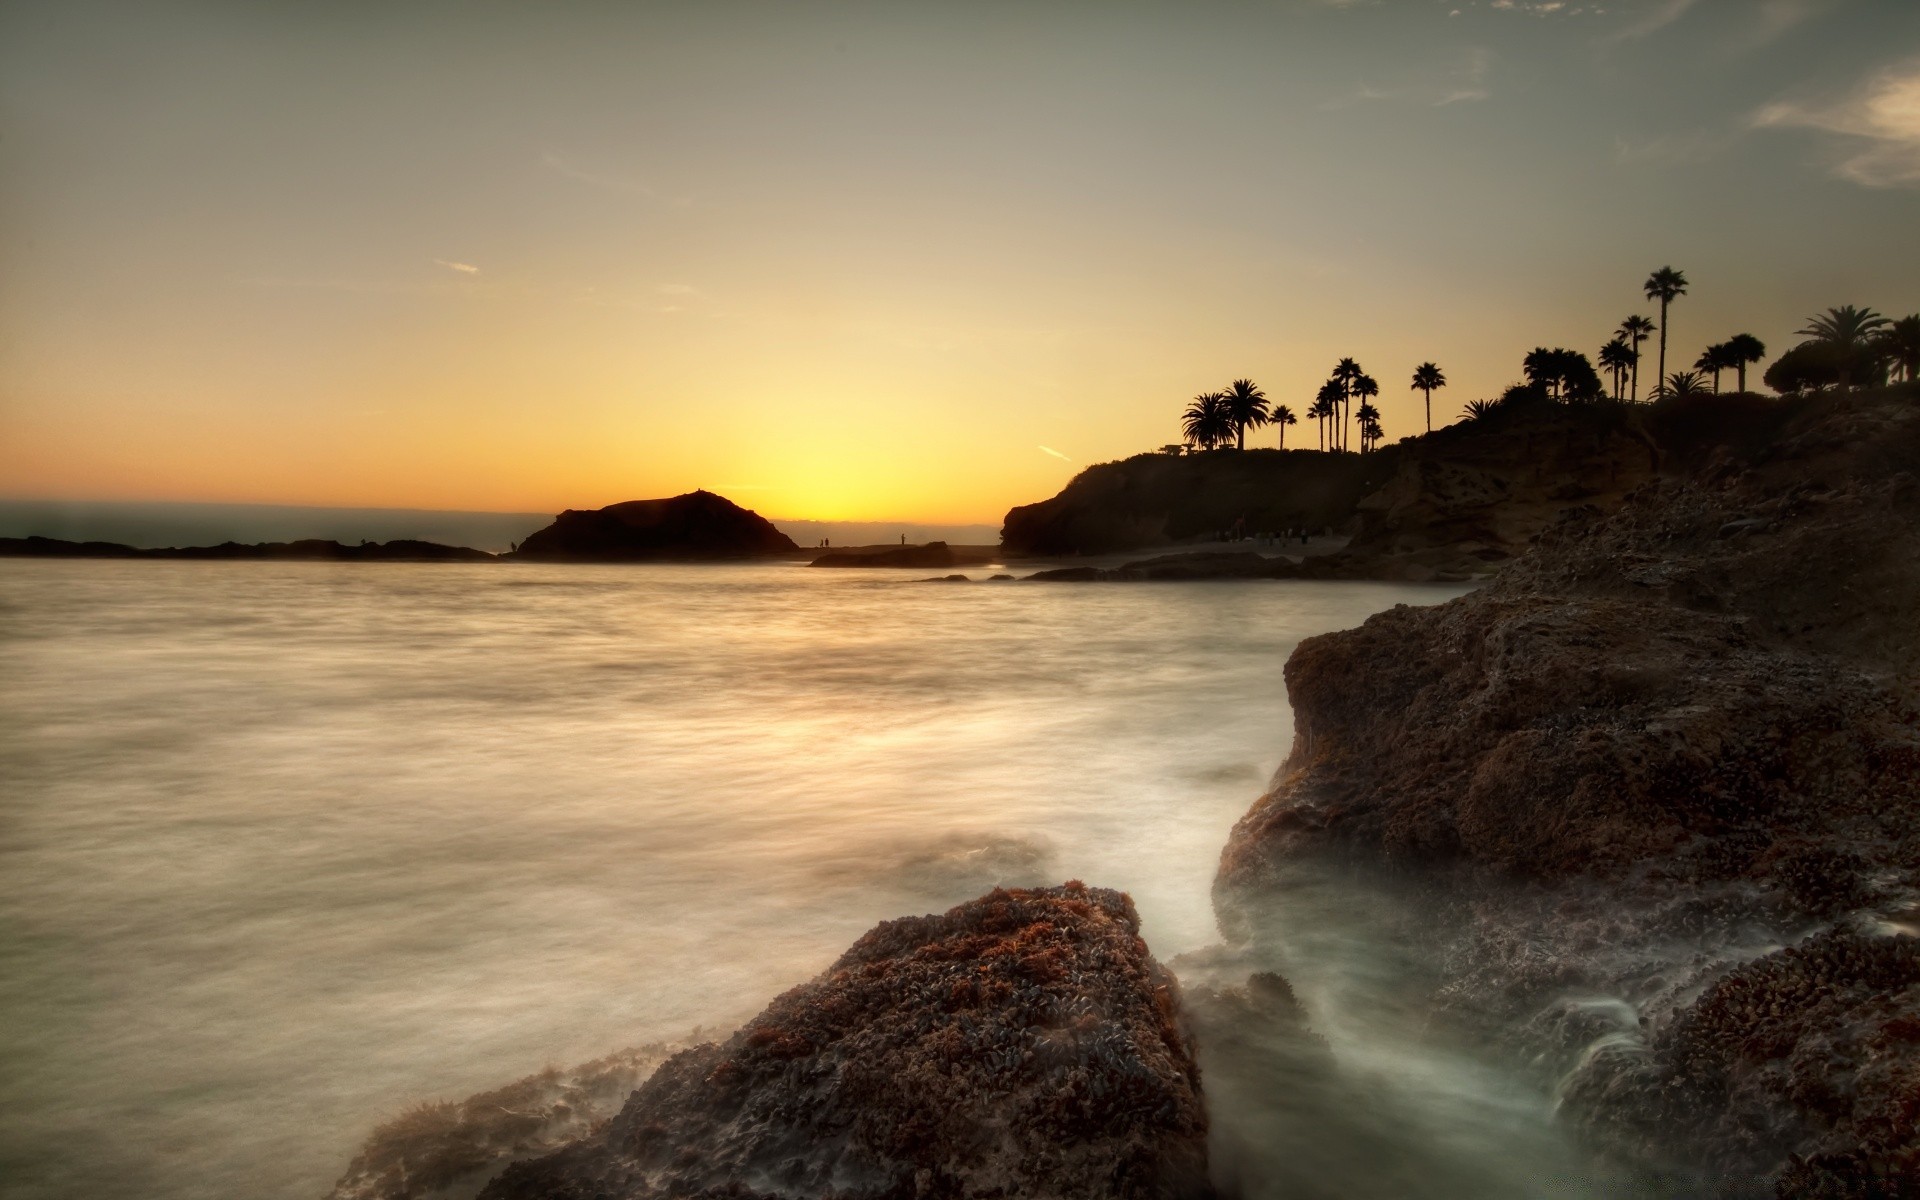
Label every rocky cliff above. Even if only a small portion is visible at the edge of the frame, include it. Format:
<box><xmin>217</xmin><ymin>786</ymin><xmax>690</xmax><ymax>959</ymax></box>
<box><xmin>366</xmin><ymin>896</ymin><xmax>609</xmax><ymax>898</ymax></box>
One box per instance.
<box><xmin>1215</xmin><ymin>390</ymin><xmax>1920</xmax><ymax>1194</ymax></box>
<box><xmin>1002</xmin><ymin>396</ymin><xmax>1800</xmax><ymax>576</ymax></box>
<box><xmin>509</xmin><ymin>491</ymin><xmax>798</xmax><ymax>561</ymax></box>
<box><xmin>479</xmin><ymin>884</ymin><xmax>1209</xmax><ymax>1200</ymax></box>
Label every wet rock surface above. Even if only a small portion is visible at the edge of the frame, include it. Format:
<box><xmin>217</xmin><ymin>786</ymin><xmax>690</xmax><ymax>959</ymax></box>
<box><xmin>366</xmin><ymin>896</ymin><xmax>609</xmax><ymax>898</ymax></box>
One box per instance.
<box><xmin>1216</xmin><ymin>393</ymin><xmax>1920</xmax><ymax>1194</ymax></box>
<box><xmin>478</xmin><ymin>884</ymin><xmax>1209</xmax><ymax>1200</ymax></box>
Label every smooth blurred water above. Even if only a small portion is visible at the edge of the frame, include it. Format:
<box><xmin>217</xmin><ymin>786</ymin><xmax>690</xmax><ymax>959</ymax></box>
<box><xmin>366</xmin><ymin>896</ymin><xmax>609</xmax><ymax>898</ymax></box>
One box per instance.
<box><xmin>0</xmin><ymin>560</ymin><xmax>1473</xmax><ymax>1200</ymax></box>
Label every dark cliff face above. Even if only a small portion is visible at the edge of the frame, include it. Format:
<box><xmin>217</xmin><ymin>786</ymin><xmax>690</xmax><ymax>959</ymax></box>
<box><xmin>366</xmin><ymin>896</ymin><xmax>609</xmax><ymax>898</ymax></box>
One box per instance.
<box><xmin>509</xmin><ymin>490</ymin><xmax>798</xmax><ymax>561</ymax></box>
<box><xmin>479</xmin><ymin>884</ymin><xmax>1210</xmax><ymax>1200</ymax></box>
<box><xmin>1000</xmin><ymin>396</ymin><xmax>1806</xmax><ymax>565</ymax></box>
<box><xmin>1000</xmin><ymin>449</ymin><xmax>1384</xmax><ymax>557</ymax></box>
<box><xmin>1215</xmin><ymin>391</ymin><xmax>1920</xmax><ymax>1193</ymax></box>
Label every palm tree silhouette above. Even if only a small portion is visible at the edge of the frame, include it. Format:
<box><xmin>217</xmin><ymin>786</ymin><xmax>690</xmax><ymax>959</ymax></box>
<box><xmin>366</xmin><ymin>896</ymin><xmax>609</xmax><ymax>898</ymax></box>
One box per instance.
<box><xmin>1723</xmin><ymin>333</ymin><xmax>1766</xmax><ymax>393</ymax></box>
<box><xmin>1352</xmin><ymin>372</ymin><xmax>1379</xmax><ymax>451</ymax></box>
<box><xmin>1663</xmin><ymin>370</ymin><xmax>1709</xmax><ymax>399</ymax></box>
<box><xmin>1182</xmin><ymin>391</ymin><xmax>1233</xmax><ymax>450</ymax></box>
<box><xmin>1462</xmin><ymin>398</ymin><xmax>1499</xmax><ymax>420</ymax></box>
<box><xmin>1221</xmin><ymin>378</ymin><xmax>1271</xmax><ymax>450</ymax></box>
<box><xmin>1312</xmin><ymin>381</ymin><xmax>1343</xmax><ymax>451</ymax></box>
<box><xmin>1331</xmin><ymin>359</ymin><xmax>1364</xmax><ymax>452</ymax></box>
<box><xmin>1355</xmin><ymin>401</ymin><xmax>1383</xmax><ymax>452</ymax></box>
<box><xmin>1643</xmin><ymin>267</ymin><xmax>1689</xmax><ymax>396</ymax></box>
<box><xmin>1410</xmin><ymin>362</ymin><xmax>1446</xmax><ymax>433</ymax></box>
<box><xmin>1798</xmin><ymin>306</ymin><xmax>1891</xmax><ymax>392</ymax></box>
<box><xmin>1695</xmin><ymin>344</ymin><xmax>1732</xmax><ymax>393</ymax></box>
<box><xmin>1618</xmin><ymin>315</ymin><xmax>1656</xmax><ymax>401</ymax></box>
<box><xmin>1272</xmin><ymin>404</ymin><xmax>1298</xmax><ymax>449</ymax></box>
<box><xmin>1878</xmin><ymin>316</ymin><xmax>1920</xmax><ymax>383</ymax></box>
<box><xmin>1598</xmin><ymin>339</ymin><xmax>1634</xmax><ymax>401</ymax></box>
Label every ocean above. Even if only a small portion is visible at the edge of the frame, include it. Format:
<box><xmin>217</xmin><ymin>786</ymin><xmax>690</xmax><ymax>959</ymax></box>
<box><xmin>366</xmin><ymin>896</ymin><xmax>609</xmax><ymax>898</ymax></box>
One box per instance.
<box><xmin>0</xmin><ymin>560</ymin><xmax>1613</xmax><ymax>1199</ymax></box>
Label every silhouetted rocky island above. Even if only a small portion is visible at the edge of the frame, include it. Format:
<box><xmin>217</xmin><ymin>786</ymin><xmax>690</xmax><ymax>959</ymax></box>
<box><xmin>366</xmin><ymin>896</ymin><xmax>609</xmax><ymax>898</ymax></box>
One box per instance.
<box><xmin>0</xmin><ymin>535</ymin><xmax>494</xmax><ymax>561</ymax></box>
<box><xmin>506</xmin><ymin>490</ymin><xmax>798</xmax><ymax>561</ymax></box>
<box><xmin>1216</xmin><ymin>389</ymin><xmax>1920</xmax><ymax>1193</ymax></box>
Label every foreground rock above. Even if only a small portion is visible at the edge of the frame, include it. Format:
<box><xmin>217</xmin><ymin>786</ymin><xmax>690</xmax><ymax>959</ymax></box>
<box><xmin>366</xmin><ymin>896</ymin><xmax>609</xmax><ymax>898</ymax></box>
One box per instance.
<box><xmin>327</xmin><ymin>1042</ymin><xmax>687</xmax><ymax>1200</ymax></box>
<box><xmin>508</xmin><ymin>491</ymin><xmax>797</xmax><ymax>561</ymax></box>
<box><xmin>0</xmin><ymin>535</ymin><xmax>494</xmax><ymax>561</ymax></box>
<box><xmin>1216</xmin><ymin>391</ymin><xmax>1920</xmax><ymax>1195</ymax></box>
<box><xmin>481</xmin><ymin>884</ymin><xmax>1209</xmax><ymax>1200</ymax></box>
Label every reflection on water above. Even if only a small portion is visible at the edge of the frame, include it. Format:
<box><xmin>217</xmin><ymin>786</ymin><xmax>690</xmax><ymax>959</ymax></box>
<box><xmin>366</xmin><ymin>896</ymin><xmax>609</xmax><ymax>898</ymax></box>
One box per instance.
<box><xmin>1</xmin><ymin>560</ymin><xmax>1473</xmax><ymax>1199</ymax></box>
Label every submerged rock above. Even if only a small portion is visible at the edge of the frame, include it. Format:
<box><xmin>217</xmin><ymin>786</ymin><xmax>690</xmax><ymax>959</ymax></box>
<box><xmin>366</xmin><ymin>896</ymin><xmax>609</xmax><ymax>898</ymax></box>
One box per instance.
<box><xmin>479</xmin><ymin>883</ymin><xmax>1209</xmax><ymax>1200</ymax></box>
<box><xmin>1215</xmin><ymin>391</ymin><xmax>1920</xmax><ymax>1194</ymax></box>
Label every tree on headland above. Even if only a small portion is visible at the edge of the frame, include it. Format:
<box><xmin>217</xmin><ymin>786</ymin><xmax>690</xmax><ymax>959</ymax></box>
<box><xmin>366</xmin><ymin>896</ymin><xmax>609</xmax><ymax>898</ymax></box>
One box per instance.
<box><xmin>1618</xmin><ymin>314</ymin><xmax>1656</xmax><ymax>401</ymax></box>
<box><xmin>1523</xmin><ymin>348</ymin><xmax>1602</xmax><ymax>402</ymax></box>
<box><xmin>1272</xmin><ymin>404</ymin><xmax>1297</xmax><ymax>449</ymax></box>
<box><xmin>1462</xmin><ymin>398</ymin><xmax>1500</xmax><ymax>421</ymax></box>
<box><xmin>1643</xmin><ymin>267</ymin><xmax>1689</xmax><ymax>397</ymax></box>
<box><xmin>1352</xmin><ymin>374</ymin><xmax>1379</xmax><ymax>445</ymax></box>
<box><xmin>1695</xmin><ymin>344</ymin><xmax>1732</xmax><ymax>393</ymax></box>
<box><xmin>1662</xmin><ymin>370</ymin><xmax>1709</xmax><ymax>399</ymax></box>
<box><xmin>1221</xmin><ymin>378</ymin><xmax>1270</xmax><ymax>450</ymax></box>
<box><xmin>1799</xmin><ymin>306</ymin><xmax>1891</xmax><ymax>392</ymax></box>
<box><xmin>1331</xmin><ymin>358</ymin><xmax>1365</xmax><ymax>451</ymax></box>
<box><xmin>1311</xmin><ymin>381</ymin><xmax>1342</xmax><ymax>452</ymax></box>
<box><xmin>1598</xmin><ymin>339</ymin><xmax>1634</xmax><ymax>401</ymax></box>
<box><xmin>1878</xmin><ymin>316</ymin><xmax>1920</xmax><ymax>383</ymax></box>
<box><xmin>1355</xmin><ymin>402</ymin><xmax>1383</xmax><ymax>452</ymax></box>
<box><xmin>1723</xmin><ymin>333</ymin><xmax>1766</xmax><ymax>393</ymax></box>
<box><xmin>1411</xmin><ymin>362</ymin><xmax>1446</xmax><ymax>433</ymax></box>
<box><xmin>1182</xmin><ymin>391</ymin><xmax>1233</xmax><ymax>450</ymax></box>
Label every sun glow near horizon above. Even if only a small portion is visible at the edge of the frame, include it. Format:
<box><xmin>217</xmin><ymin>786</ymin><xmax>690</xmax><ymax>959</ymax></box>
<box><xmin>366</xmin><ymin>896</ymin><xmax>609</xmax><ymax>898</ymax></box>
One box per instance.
<box><xmin>1</xmin><ymin>1</ymin><xmax>1916</xmax><ymax>522</ymax></box>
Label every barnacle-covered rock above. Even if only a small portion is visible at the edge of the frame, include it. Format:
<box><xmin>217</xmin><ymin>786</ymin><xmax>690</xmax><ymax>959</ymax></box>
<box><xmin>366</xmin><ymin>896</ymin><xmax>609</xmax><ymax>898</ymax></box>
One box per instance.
<box><xmin>479</xmin><ymin>884</ymin><xmax>1209</xmax><ymax>1200</ymax></box>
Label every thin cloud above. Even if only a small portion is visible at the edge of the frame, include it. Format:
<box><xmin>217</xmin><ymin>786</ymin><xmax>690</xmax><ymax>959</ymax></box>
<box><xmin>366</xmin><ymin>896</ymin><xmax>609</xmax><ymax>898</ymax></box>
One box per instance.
<box><xmin>1754</xmin><ymin>60</ymin><xmax>1920</xmax><ymax>188</ymax></box>
<box><xmin>1038</xmin><ymin>446</ymin><xmax>1072</xmax><ymax>462</ymax></box>
<box><xmin>434</xmin><ymin>259</ymin><xmax>480</xmax><ymax>275</ymax></box>
<box><xmin>1602</xmin><ymin>0</ymin><xmax>1699</xmax><ymax>44</ymax></box>
<box><xmin>1436</xmin><ymin>48</ymin><xmax>1493</xmax><ymax>106</ymax></box>
<box><xmin>542</xmin><ymin>150</ymin><xmax>692</xmax><ymax>206</ymax></box>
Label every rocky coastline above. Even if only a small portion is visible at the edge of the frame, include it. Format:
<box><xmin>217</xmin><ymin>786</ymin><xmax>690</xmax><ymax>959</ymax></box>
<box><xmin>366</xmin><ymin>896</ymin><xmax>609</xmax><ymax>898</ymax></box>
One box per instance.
<box><xmin>330</xmin><ymin>389</ymin><xmax>1918</xmax><ymax>1198</ymax></box>
<box><xmin>1215</xmin><ymin>390</ymin><xmax>1920</xmax><ymax>1193</ymax></box>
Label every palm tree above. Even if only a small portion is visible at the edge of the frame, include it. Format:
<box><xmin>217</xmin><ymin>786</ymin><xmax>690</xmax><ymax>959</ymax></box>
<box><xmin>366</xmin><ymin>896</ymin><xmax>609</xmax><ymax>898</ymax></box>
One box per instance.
<box><xmin>1523</xmin><ymin>347</ymin><xmax>1560</xmax><ymax>399</ymax></box>
<box><xmin>1410</xmin><ymin>362</ymin><xmax>1446</xmax><ymax>433</ymax></box>
<box><xmin>1598</xmin><ymin>339</ymin><xmax>1634</xmax><ymax>401</ymax></box>
<box><xmin>1618</xmin><ymin>315</ymin><xmax>1656</xmax><ymax>401</ymax></box>
<box><xmin>1798</xmin><ymin>305</ymin><xmax>1891</xmax><ymax>392</ymax></box>
<box><xmin>1221</xmin><ymin>378</ymin><xmax>1270</xmax><ymax>450</ymax></box>
<box><xmin>1662</xmin><ymin>370</ymin><xmax>1709</xmax><ymax>399</ymax></box>
<box><xmin>1352</xmin><ymin>373</ymin><xmax>1379</xmax><ymax>442</ymax></box>
<box><xmin>1312</xmin><ymin>381</ymin><xmax>1343</xmax><ymax>452</ymax></box>
<box><xmin>1877</xmin><ymin>316</ymin><xmax>1920</xmax><ymax>383</ymax></box>
<box><xmin>1723</xmin><ymin>333</ymin><xmax>1767</xmax><ymax>393</ymax></box>
<box><xmin>1272</xmin><ymin>404</ymin><xmax>1298</xmax><ymax>449</ymax></box>
<box><xmin>1182</xmin><ymin>391</ymin><xmax>1233</xmax><ymax>450</ymax></box>
<box><xmin>1331</xmin><ymin>358</ymin><xmax>1364</xmax><ymax>451</ymax></box>
<box><xmin>1355</xmin><ymin>402</ymin><xmax>1382</xmax><ymax>452</ymax></box>
<box><xmin>1462</xmin><ymin>398</ymin><xmax>1500</xmax><ymax>420</ymax></box>
<box><xmin>1643</xmin><ymin>267</ymin><xmax>1689</xmax><ymax>396</ymax></box>
<box><xmin>1695</xmin><ymin>344</ymin><xmax>1733</xmax><ymax>393</ymax></box>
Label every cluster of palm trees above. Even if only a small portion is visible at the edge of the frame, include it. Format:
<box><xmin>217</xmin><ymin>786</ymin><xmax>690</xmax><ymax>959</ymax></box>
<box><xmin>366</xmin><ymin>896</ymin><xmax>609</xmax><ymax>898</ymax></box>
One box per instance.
<box><xmin>1180</xmin><ymin>359</ymin><xmax>1451</xmax><ymax>455</ymax></box>
<box><xmin>1176</xmin><ymin>264</ymin><xmax>1919</xmax><ymax>452</ymax></box>
<box><xmin>1180</xmin><ymin>379</ymin><xmax>1298</xmax><ymax>451</ymax></box>
<box><xmin>1769</xmin><ymin>306</ymin><xmax>1920</xmax><ymax>393</ymax></box>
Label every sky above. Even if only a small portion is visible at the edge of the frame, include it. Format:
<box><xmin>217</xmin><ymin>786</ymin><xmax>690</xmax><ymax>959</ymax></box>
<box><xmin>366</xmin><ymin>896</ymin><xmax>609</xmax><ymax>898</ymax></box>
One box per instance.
<box><xmin>2</xmin><ymin>0</ymin><xmax>1917</xmax><ymax>524</ymax></box>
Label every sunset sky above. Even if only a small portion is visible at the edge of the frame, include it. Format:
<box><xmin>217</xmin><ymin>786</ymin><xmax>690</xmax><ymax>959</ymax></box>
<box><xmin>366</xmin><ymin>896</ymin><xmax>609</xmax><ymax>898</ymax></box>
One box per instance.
<box><xmin>3</xmin><ymin>0</ymin><xmax>1917</xmax><ymax>523</ymax></box>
